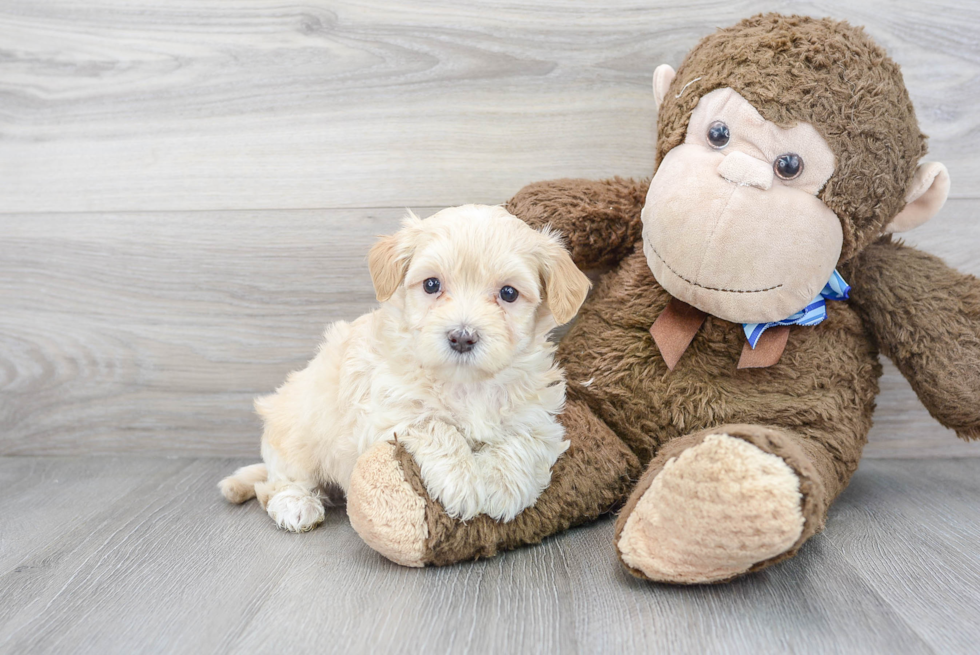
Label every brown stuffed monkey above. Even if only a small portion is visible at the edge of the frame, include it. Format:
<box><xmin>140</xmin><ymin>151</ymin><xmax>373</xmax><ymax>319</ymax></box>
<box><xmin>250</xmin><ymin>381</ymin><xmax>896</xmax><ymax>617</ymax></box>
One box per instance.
<box><xmin>345</xmin><ymin>14</ymin><xmax>979</xmax><ymax>584</ymax></box>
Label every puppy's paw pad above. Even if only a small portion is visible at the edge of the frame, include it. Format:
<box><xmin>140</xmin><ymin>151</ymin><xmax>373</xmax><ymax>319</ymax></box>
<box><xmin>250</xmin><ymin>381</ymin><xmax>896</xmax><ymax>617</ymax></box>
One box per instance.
<box><xmin>267</xmin><ymin>489</ymin><xmax>325</xmax><ymax>533</ymax></box>
<box><xmin>219</xmin><ymin>477</ymin><xmax>253</xmax><ymax>504</ymax></box>
<box><xmin>618</xmin><ymin>434</ymin><xmax>804</xmax><ymax>584</ymax></box>
<box><xmin>348</xmin><ymin>442</ymin><xmax>428</xmax><ymax>567</ymax></box>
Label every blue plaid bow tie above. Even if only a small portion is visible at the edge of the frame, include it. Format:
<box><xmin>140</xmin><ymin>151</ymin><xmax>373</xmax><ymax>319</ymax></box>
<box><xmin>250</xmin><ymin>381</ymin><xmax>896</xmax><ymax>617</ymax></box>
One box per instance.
<box><xmin>743</xmin><ymin>270</ymin><xmax>850</xmax><ymax>348</ymax></box>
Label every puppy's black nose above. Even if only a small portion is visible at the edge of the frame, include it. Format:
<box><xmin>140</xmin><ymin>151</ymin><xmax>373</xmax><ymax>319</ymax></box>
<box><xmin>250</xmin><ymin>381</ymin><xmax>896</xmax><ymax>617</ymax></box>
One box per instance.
<box><xmin>448</xmin><ymin>328</ymin><xmax>479</xmax><ymax>353</ymax></box>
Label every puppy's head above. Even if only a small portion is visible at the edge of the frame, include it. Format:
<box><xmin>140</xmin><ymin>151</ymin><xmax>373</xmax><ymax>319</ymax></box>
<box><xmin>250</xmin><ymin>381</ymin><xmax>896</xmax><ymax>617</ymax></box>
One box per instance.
<box><xmin>369</xmin><ymin>205</ymin><xmax>590</xmax><ymax>380</ymax></box>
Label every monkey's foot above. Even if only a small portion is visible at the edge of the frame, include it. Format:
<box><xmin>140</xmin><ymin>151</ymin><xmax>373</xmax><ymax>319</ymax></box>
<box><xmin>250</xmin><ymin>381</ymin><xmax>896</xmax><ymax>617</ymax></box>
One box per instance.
<box><xmin>615</xmin><ymin>432</ymin><xmax>806</xmax><ymax>584</ymax></box>
<box><xmin>347</xmin><ymin>441</ymin><xmax>429</xmax><ymax>567</ymax></box>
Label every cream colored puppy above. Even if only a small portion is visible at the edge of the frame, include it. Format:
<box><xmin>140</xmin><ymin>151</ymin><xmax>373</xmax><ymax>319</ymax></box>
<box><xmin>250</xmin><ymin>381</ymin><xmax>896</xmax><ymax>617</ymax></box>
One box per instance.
<box><xmin>219</xmin><ymin>204</ymin><xmax>590</xmax><ymax>532</ymax></box>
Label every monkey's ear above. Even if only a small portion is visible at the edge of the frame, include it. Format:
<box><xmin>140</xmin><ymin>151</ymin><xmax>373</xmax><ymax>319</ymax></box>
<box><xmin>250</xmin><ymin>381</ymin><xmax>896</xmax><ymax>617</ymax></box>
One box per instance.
<box><xmin>652</xmin><ymin>64</ymin><xmax>676</xmax><ymax>111</ymax></box>
<box><xmin>885</xmin><ymin>162</ymin><xmax>950</xmax><ymax>234</ymax></box>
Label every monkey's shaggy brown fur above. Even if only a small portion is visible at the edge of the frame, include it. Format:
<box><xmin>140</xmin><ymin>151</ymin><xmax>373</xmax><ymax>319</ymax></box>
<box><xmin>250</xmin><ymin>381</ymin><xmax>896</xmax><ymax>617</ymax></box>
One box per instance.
<box><xmin>379</xmin><ymin>14</ymin><xmax>980</xmax><ymax>578</ymax></box>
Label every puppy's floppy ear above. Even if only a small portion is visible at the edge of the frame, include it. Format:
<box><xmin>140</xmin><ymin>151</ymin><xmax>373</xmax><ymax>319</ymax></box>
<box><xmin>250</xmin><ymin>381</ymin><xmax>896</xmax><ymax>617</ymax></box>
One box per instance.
<box><xmin>368</xmin><ymin>211</ymin><xmax>423</xmax><ymax>302</ymax></box>
<box><xmin>537</xmin><ymin>230</ymin><xmax>591</xmax><ymax>325</ymax></box>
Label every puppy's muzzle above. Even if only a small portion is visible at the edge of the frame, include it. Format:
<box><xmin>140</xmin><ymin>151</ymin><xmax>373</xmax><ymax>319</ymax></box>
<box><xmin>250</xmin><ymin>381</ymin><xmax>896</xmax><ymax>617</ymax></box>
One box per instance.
<box><xmin>447</xmin><ymin>328</ymin><xmax>479</xmax><ymax>354</ymax></box>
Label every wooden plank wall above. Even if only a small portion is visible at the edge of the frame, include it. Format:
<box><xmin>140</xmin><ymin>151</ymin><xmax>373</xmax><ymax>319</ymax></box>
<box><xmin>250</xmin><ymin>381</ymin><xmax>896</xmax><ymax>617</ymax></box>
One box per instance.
<box><xmin>1</xmin><ymin>0</ymin><xmax>978</xmax><ymax>457</ymax></box>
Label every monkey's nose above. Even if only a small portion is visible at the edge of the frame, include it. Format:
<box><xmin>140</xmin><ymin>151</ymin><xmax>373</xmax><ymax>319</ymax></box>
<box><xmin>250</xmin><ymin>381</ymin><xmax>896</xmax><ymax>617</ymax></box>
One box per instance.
<box><xmin>717</xmin><ymin>151</ymin><xmax>773</xmax><ymax>190</ymax></box>
<box><xmin>447</xmin><ymin>328</ymin><xmax>479</xmax><ymax>353</ymax></box>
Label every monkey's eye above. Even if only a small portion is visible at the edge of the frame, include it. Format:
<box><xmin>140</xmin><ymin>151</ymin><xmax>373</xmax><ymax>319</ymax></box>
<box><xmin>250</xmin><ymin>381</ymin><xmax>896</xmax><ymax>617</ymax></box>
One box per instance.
<box><xmin>499</xmin><ymin>286</ymin><xmax>519</xmax><ymax>303</ymax></box>
<box><xmin>707</xmin><ymin>121</ymin><xmax>730</xmax><ymax>149</ymax></box>
<box><xmin>423</xmin><ymin>278</ymin><xmax>441</xmax><ymax>294</ymax></box>
<box><xmin>774</xmin><ymin>154</ymin><xmax>804</xmax><ymax>180</ymax></box>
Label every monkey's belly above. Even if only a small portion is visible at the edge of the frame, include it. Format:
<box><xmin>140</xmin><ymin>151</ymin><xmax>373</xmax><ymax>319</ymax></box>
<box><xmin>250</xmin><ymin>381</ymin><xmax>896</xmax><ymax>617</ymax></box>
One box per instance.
<box><xmin>557</xmin><ymin>250</ymin><xmax>882</xmax><ymax>467</ymax></box>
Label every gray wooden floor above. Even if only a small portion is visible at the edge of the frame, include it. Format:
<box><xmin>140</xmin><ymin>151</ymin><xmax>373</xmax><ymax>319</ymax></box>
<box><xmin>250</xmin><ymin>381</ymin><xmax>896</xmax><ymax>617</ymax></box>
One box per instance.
<box><xmin>1</xmin><ymin>456</ymin><xmax>978</xmax><ymax>655</ymax></box>
<box><xmin>3</xmin><ymin>1</ymin><xmax>980</xmax><ymax>653</ymax></box>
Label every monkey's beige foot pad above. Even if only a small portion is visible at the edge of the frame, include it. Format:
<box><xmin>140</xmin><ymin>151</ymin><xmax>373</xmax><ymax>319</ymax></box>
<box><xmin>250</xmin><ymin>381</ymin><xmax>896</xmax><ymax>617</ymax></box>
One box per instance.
<box><xmin>347</xmin><ymin>441</ymin><xmax>429</xmax><ymax>567</ymax></box>
<box><xmin>616</xmin><ymin>434</ymin><xmax>805</xmax><ymax>584</ymax></box>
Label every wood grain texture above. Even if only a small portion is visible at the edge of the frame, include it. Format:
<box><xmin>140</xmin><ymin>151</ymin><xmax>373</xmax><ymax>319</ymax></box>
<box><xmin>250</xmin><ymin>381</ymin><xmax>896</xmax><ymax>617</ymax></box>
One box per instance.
<box><xmin>0</xmin><ymin>0</ymin><xmax>977</xmax><ymax>213</ymax></box>
<box><xmin>825</xmin><ymin>459</ymin><xmax>980</xmax><ymax>654</ymax></box>
<box><xmin>2</xmin><ymin>3</ymin><xmax>978</xmax><ymax>651</ymax></box>
<box><xmin>0</xmin><ymin>456</ymin><xmax>978</xmax><ymax>654</ymax></box>
<box><xmin>0</xmin><ymin>207</ymin><xmax>423</xmax><ymax>456</ymax></box>
<box><xmin>3</xmin><ymin>201</ymin><xmax>979</xmax><ymax>458</ymax></box>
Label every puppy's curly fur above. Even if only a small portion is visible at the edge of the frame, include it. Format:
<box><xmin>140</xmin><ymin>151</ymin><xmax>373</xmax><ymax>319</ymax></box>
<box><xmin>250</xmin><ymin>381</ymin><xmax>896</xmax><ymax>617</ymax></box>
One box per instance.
<box><xmin>220</xmin><ymin>205</ymin><xmax>590</xmax><ymax>531</ymax></box>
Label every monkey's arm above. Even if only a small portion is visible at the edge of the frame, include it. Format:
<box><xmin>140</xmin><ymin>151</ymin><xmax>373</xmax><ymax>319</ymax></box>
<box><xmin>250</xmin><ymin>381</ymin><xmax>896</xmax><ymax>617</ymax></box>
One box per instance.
<box><xmin>505</xmin><ymin>177</ymin><xmax>649</xmax><ymax>269</ymax></box>
<box><xmin>846</xmin><ymin>237</ymin><xmax>980</xmax><ymax>440</ymax></box>
<box><xmin>346</xmin><ymin>397</ymin><xmax>641</xmax><ymax>566</ymax></box>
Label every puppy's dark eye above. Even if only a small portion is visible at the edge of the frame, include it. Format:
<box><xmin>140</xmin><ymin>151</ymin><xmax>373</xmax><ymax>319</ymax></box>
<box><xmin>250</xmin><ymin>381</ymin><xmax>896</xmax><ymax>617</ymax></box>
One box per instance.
<box><xmin>423</xmin><ymin>278</ymin><xmax>441</xmax><ymax>294</ymax></box>
<box><xmin>707</xmin><ymin>121</ymin><xmax>730</xmax><ymax>149</ymax></box>
<box><xmin>499</xmin><ymin>286</ymin><xmax>519</xmax><ymax>303</ymax></box>
<box><xmin>774</xmin><ymin>153</ymin><xmax>804</xmax><ymax>180</ymax></box>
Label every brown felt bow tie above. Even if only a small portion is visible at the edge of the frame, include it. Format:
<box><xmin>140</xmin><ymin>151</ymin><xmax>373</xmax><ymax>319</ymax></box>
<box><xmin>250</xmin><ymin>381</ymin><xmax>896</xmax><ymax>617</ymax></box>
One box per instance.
<box><xmin>649</xmin><ymin>297</ymin><xmax>789</xmax><ymax>370</ymax></box>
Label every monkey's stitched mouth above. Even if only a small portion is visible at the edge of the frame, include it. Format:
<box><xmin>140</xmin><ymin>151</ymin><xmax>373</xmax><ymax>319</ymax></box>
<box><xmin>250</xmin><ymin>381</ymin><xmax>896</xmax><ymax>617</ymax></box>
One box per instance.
<box><xmin>650</xmin><ymin>246</ymin><xmax>783</xmax><ymax>294</ymax></box>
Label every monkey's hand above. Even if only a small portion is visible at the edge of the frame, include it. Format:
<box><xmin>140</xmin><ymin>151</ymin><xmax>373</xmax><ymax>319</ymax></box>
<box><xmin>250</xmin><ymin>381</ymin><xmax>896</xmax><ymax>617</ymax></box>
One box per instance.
<box><xmin>505</xmin><ymin>177</ymin><xmax>649</xmax><ymax>270</ymax></box>
<box><xmin>847</xmin><ymin>237</ymin><xmax>980</xmax><ymax>441</ymax></box>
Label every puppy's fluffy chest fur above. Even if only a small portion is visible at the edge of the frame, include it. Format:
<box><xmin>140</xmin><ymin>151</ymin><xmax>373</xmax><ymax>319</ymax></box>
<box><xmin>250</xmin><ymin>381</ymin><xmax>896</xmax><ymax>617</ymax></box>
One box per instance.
<box><xmin>263</xmin><ymin>306</ymin><xmax>567</xmax><ymax>496</ymax></box>
<box><xmin>347</xmin><ymin>308</ymin><xmax>566</xmax><ymax>453</ymax></box>
<box><xmin>233</xmin><ymin>204</ymin><xmax>590</xmax><ymax>528</ymax></box>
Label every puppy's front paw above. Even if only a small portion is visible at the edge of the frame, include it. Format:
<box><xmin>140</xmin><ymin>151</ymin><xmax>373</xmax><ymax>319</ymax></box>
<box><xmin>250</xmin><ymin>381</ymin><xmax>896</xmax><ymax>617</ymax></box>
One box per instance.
<box><xmin>482</xmin><ymin>479</ymin><xmax>534</xmax><ymax>523</ymax></box>
<box><xmin>429</xmin><ymin>474</ymin><xmax>485</xmax><ymax>522</ymax></box>
<box><xmin>478</xmin><ymin>439</ymin><xmax>566</xmax><ymax>522</ymax></box>
<box><xmin>481</xmin><ymin>461</ymin><xmax>552</xmax><ymax>522</ymax></box>
<box><xmin>398</xmin><ymin>425</ymin><xmax>485</xmax><ymax>521</ymax></box>
<box><xmin>266</xmin><ymin>487</ymin><xmax>325</xmax><ymax>533</ymax></box>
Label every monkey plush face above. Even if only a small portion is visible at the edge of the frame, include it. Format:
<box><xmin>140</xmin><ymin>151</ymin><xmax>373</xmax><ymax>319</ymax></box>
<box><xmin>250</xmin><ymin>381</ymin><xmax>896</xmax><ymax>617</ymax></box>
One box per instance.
<box><xmin>642</xmin><ymin>88</ymin><xmax>841</xmax><ymax>324</ymax></box>
<box><xmin>641</xmin><ymin>14</ymin><xmax>951</xmax><ymax>325</ymax></box>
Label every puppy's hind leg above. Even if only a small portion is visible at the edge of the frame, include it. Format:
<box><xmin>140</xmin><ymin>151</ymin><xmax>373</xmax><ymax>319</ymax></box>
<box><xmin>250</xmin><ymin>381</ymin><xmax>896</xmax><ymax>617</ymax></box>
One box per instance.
<box><xmin>256</xmin><ymin>479</ymin><xmax>326</xmax><ymax>533</ymax></box>
<box><xmin>219</xmin><ymin>463</ymin><xmax>268</xmax><ymax>504</ymax></box>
